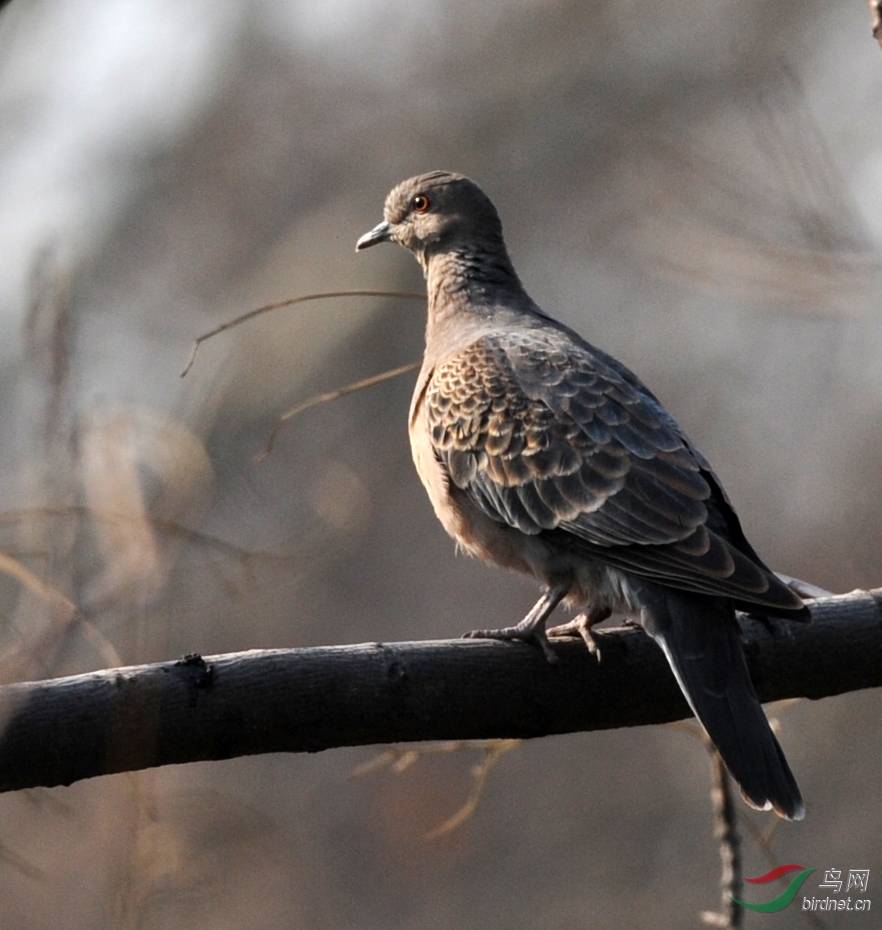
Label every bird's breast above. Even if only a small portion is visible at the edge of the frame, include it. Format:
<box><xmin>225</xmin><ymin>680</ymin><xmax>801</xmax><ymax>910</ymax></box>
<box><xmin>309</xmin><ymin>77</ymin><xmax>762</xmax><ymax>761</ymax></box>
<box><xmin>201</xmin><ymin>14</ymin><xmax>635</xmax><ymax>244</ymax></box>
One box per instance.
<box><xmin>409</xmin><ymin>377</ymin><xmax>640</xmax><ymax>615</ymax></box>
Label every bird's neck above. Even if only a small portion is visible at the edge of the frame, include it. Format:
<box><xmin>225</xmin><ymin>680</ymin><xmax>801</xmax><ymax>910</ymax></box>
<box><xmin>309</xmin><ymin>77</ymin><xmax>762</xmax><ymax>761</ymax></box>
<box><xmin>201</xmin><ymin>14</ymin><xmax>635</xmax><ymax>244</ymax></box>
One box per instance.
<box><xmin>423</xmin><ymin>246</ymin><xmax>527</xmax><ymax>334</ymax></box>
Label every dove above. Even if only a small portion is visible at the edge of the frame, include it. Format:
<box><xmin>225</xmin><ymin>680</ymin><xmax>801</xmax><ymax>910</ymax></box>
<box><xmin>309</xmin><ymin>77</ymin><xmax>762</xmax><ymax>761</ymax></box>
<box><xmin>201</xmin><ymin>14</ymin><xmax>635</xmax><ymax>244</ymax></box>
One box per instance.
<box><xmin>357</xmin><ymin>170</ymin><xmax>807</xmax><ymax>819</ymax></box>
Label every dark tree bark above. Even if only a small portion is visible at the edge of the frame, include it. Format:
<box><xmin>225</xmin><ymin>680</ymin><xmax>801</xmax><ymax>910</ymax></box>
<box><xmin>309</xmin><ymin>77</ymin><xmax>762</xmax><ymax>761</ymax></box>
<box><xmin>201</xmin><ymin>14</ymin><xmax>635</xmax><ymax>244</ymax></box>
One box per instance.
<box><xmin>0</xmin><ymin>588</ymin><xmax>878</xmax><ymax>793</ymax></box>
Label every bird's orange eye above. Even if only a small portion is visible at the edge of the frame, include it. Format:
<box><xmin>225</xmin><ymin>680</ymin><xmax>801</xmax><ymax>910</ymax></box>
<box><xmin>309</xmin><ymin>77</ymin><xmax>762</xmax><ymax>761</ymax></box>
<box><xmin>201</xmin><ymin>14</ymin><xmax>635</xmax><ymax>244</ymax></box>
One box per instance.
<box><xmin>412</xmin><ymin>194</ymin><xmax>431</xmax><ymax>214</ymax></box>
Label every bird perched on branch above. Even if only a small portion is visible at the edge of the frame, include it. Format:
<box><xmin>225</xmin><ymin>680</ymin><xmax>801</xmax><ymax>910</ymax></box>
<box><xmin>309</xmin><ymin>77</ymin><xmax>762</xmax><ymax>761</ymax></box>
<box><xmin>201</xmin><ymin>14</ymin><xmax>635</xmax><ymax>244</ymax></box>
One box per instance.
<box><xmin>356</xmin><ymin>170</ymin><xmax>808</xmax><ymax>819</ymax></box>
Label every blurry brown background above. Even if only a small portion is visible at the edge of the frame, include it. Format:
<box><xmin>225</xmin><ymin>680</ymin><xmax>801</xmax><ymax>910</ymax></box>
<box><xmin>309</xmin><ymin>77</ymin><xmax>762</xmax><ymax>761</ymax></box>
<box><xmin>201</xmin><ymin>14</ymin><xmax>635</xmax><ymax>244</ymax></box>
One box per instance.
<box><xmin>0</xmin><ymin>0</ymin><xmax>879</xmax><ymax>927</ymax></box>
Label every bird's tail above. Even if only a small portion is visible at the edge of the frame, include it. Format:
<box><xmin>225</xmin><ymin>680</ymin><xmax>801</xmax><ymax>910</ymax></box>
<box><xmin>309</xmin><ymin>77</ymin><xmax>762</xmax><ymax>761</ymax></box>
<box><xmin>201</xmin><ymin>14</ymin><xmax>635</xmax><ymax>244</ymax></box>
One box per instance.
<box><xmin>640</xmin><ymin>585</ymin><xmax>804</xmax><ymax>820</ymax></box>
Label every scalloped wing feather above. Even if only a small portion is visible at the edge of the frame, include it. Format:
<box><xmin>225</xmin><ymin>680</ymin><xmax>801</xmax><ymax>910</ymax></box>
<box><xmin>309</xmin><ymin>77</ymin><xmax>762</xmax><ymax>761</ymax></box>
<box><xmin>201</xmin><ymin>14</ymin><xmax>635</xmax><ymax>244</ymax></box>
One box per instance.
<box><xmin>425</xmin><ymin>330</ymin><xmax>803</xmax><ymax>611</ymax></box>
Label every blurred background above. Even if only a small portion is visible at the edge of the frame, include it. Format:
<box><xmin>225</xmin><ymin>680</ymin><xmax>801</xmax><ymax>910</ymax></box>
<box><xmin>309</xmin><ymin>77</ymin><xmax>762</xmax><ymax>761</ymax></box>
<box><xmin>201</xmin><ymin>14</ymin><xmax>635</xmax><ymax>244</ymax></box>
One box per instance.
<box><xmin>0</xmin><ymin>0</ymin><xmax>879</xmax><ymax>926</ymax></box>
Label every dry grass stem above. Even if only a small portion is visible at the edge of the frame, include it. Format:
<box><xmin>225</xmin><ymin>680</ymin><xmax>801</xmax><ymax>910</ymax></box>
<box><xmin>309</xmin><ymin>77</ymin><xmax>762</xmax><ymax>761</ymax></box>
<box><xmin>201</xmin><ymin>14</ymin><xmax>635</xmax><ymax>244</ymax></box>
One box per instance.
<box><xmin>180</xmin><ymin>290</ymin><xmax>425</xmax><ymax>377</ymax></box>
<box><xmin>352</xmin><ymin>740</ymin><xmax>520</xmax><ymax>839</ymax></box>
<box><xmin>256</xmin><ymin>361</ymin><xmax>420</xmax><ymax>462</ymax></box>
<box><xmin>0</xmin><ymin>551</ymin><xmax>78</xmax><ymax>620</ymax></box>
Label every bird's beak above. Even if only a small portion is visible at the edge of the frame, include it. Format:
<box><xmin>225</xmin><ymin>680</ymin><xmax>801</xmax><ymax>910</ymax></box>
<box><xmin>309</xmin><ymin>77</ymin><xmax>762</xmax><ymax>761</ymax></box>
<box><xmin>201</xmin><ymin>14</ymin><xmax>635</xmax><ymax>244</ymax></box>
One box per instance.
<box><xmin>356</xmin><ymin>221</ymin><xmax>393</xmax><ymax>251</ymax></box>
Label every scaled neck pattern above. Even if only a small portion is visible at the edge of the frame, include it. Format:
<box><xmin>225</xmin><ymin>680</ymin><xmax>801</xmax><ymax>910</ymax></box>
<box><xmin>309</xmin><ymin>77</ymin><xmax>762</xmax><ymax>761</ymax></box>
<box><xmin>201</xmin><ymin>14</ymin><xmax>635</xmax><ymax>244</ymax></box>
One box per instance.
<box><xmin>423</xmin><ymin>244</ymin><xmax>530</xmax><ymax>347</ymax></box>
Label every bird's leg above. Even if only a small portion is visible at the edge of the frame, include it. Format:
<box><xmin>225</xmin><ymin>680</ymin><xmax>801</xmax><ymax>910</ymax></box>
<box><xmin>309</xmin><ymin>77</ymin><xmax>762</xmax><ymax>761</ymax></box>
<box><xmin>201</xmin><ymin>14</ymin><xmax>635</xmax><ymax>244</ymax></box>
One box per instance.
<box><xmin>463</xmin><ymin>584</ymin><xmax>568</xmax><ymax>663</ymax></box>
<box><xmin>546</xmin><ymin>606</ymin><xmax>612</xmax><ymax>660</ymax></box>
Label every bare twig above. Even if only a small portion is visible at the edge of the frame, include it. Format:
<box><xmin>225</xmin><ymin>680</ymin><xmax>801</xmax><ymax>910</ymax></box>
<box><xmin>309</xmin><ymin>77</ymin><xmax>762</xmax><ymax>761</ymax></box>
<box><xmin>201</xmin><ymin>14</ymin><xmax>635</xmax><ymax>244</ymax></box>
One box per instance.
<box><xmin>701</xmin><ymin>749</ymin><xmax>742</xmax><ymax>929</ymax></box>
<box><xmin>10</xmin><ymin>246</ymin><xmax>80</xmax><ymax>686</ymax></box>
<box><xmin>424</xmin><ymin>740</ymin><xmax>519</xmax><ymax>839</ymax></box>
<box><xmin>0</xmin><ymin>837</ymin><xmax>44</xmax><ymax>880</ymax></box>
<box><xmin>180</xmin><ymin>290</ymin><xmax>425</xmax><ymax>377</ymax></box>
<box><xmin>0</xmin><ymin>505</ymin><xmax>293</xmax><ymax>565</ymax></box>
<box><xmin>353</xmin><ymin>740</ymin><xmax>520</xmax><ymax>838</ymax></box>
<box><xmin>255</xmin><ymin>361</ymin><xmax>420</xmax><ymax>462</ymax></box>
<box><xmin>0</xmin><ymin>551</ymin><xmax>78</xmax><ymax>619</ymax></box>
<box><xmin>739</xmin><ymin>816</ymin><xmax>829</xmax><ymax>929</ymax></box>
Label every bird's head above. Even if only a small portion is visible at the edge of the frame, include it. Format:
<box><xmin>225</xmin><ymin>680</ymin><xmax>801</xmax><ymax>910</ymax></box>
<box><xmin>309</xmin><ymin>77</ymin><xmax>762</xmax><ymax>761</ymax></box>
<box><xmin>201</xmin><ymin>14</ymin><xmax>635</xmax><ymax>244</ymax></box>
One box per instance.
<box><xmin>356</xmin><ymin>171</ymin><xmax>505</xmax><ymax>270</ymax></box>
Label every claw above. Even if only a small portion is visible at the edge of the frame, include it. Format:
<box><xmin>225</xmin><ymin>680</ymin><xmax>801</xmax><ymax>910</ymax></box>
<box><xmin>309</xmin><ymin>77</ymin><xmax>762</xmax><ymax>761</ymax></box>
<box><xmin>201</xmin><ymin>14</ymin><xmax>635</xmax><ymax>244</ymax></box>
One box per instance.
<box><xmin>546</xmin><ymin>607</ymin><xmax>612</xmax><ymax>661</ymax></box>
<box><xmin>463</xmin><ymin>625</ymin><xmax>559</xmax><ymax>663</ymax></box>
<box><xmin>462</xmin><ymin>584</ymin><xmax>569</xmax><ymax>665</ymax></box>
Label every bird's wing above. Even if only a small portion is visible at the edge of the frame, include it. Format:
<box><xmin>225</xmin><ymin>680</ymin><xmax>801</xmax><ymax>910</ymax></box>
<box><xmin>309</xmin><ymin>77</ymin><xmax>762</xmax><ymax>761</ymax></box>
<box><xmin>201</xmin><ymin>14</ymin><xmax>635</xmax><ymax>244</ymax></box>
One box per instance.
<box><xmin>425</xmin><ymin>329</ymin><xmax>802</xmax><ymax>610</ymax></box>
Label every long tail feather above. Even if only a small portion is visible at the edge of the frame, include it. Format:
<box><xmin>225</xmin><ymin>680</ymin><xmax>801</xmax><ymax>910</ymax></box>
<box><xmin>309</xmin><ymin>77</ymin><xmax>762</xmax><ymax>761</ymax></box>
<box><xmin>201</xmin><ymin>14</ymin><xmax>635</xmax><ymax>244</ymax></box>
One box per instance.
<box><xmin>640</xmin><ymin>584</ymin><xmax>804</xmax><ymax>820</ymax></box>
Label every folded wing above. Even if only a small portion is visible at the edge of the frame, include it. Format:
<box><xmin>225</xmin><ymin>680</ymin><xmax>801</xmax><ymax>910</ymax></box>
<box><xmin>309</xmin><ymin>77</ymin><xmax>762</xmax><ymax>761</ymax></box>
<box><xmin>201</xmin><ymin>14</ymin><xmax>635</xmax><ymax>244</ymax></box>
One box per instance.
<box><xmin>425</xmin><ymin>329</ymin><xmax>805</xmax><ymax>613</ymax></box>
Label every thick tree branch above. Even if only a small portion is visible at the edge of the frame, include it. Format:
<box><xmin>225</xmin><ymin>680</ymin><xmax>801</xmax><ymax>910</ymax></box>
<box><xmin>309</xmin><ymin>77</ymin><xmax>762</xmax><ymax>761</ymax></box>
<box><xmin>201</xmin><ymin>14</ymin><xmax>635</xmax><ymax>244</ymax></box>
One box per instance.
<box><xmin>0</xmin><ymin>589</ymin><xmax>878</xmax><ymax>793</ymax></box>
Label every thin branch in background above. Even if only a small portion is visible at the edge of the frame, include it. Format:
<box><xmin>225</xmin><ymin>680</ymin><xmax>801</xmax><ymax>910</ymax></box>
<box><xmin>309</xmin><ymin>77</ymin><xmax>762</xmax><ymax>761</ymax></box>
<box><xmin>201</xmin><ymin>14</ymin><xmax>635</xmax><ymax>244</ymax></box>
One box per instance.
<box><xmin>678</xmin><ymin>705</ymin><xmax>820</xmax><ymax>929</ymax></box>
<box><xmin>0</xmin><ymin>506</ymin><xmax>293</xmax><ymax>564</ymax></box>
<box><xmin>739</xmin><ymin>815</ymin><xmax>830</xmax><ymax>930</ymax></box>
<box><xmin>255</xmin><ymin>361</ymin><xmax>420</xmax><ymax>462</ymax></box>
<box><xmin>720</xmin><ymin>713</ymin><xmax>829</xmax><ymax>930</ymax></box>
<box><xmin>0</xmin><ymin>551</ymin><xmax>78</xmax><ymax>620</ymax></box>
<box><xmin>701</xmin><ymin>748</ymin><xmax>742</xmax><ymax>929</ymax></box>
<box><xmin>870</xmin><ymin>0</ymin><xmax>882</xmax><ymax>49</ymax></box>
<box><xmin>179</xmin><ymin>290</ymin><xmax>426</xmax><ymax>377</ymax></box>
<box><xmin>8</xmin><ymin>245</ymin><xmax>80</xmax><ymax>684</ymax></box>
<box><xmin>76</xmin><ymin>620</ymin><xmax>124</xmax><ymax>670</ymax></box>
<box><xmin>112</xmin><ymin>771</ymin><xmax>167</xmax><ymax>930</ymax></box>
<box><xmin>352</xmin><ymin>747</ymin><xmax>421</xmax><ymax>777</ymax></box>
<box><xmin>0</xmin><ymin>504</ymin><xmax>297</xmax><ymax>678</ymax></box>
<box><xmin>352</xmin><ymin>739</ymin><xmax>521</xmax><ymax>839</ymax></box>
<box><xmin>0</xmin><ymin>505</ymin><xmax>296</xmax><ymax>610</ymax></box>
<box><xmin>739</xmin><ymin>812</ymin><xmax>781</xmax><ymax>870</ymax></box>
<box><xmin>0</xmin><ymin>836</ymin><xmax>44</xmax><ymax>880</ymax></box>
<box><xmin>22</xmin><ymin>244</ymin><xmax>74</xmax><ymax>467</ymax></box>
<box><xmin>425</xmin><ymin>740</ymin><xmax>519</xmax><ymax>839</ymax></box>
